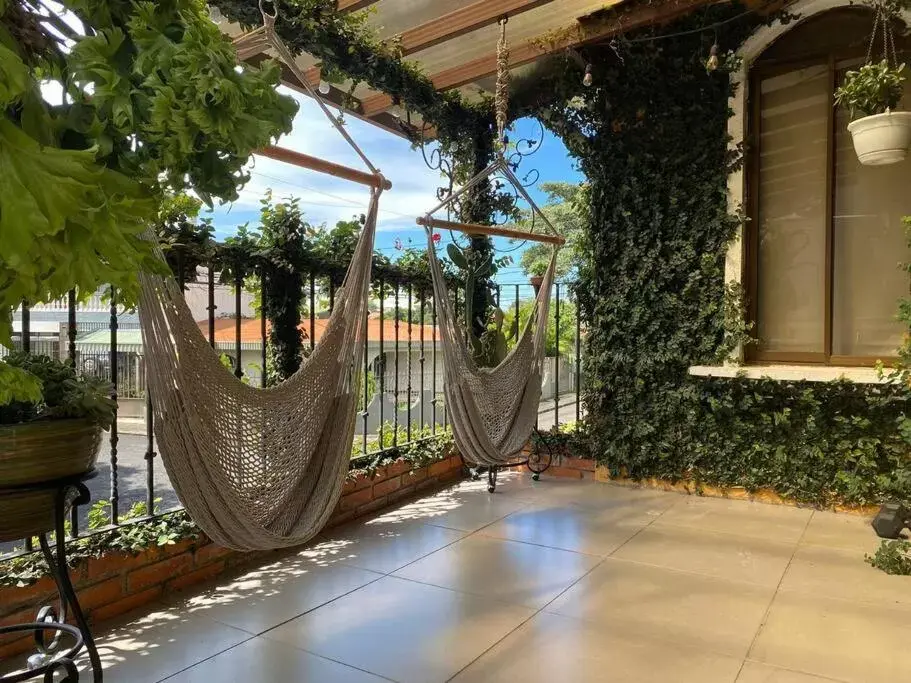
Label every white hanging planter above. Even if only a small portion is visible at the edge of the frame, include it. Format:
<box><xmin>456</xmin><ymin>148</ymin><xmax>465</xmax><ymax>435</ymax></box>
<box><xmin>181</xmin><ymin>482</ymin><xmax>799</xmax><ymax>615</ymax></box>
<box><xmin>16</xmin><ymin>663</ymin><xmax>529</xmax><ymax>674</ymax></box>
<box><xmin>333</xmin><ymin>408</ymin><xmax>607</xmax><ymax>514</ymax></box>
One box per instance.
<box><xmin>847</xmin><ymin>111</ymin><xmax>911</xmax><ymax>166</ymax></box>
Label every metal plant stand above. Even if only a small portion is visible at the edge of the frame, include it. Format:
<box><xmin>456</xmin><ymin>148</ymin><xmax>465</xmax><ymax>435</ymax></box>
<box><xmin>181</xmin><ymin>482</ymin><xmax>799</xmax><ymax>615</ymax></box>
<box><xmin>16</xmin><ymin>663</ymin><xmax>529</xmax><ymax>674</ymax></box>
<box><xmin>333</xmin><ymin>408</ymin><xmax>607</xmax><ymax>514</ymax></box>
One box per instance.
<box><xmin>0</xmin><ymin>471</ymin><xmax>102</xmax><ymax>683</ymax></box>
<box><xmin>467</xmin><ymin>428</ymin><xmax>554</xmax><ymax>493</ymax></box>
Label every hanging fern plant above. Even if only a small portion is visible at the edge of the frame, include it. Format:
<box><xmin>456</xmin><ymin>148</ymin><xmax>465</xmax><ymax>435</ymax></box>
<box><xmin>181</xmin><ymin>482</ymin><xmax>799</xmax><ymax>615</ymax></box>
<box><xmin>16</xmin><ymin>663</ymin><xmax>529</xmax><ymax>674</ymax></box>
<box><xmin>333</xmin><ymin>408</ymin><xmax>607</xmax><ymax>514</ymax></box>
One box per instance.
<box><xmin>0</xmin><ymin>0</ymin><xmax>297</xmax><ymax>403</ymax></box>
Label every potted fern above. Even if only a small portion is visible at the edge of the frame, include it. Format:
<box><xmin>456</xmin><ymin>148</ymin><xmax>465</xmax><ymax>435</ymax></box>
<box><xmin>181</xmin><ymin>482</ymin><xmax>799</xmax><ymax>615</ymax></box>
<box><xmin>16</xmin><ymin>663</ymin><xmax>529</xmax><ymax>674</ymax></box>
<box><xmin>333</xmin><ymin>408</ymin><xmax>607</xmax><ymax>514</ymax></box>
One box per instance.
<box><xmin>0</xmin><ymin>353</ymin><xmax>114</xmax><ymax>541</ymax></box>
<box><xmin>836</xmin><ymin>60</ymin><xmax>911</xmax><ymax>165</ymax></box>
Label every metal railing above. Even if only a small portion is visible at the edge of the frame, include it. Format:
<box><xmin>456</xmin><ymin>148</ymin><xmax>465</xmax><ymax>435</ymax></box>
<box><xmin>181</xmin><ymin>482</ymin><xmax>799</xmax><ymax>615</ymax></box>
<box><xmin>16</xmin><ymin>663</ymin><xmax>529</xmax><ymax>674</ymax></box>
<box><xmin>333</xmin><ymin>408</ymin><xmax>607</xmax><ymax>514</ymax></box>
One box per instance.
<box><xmin>2</xmin><ymin>273</ymin><xmax>582</xmax><ymax>555</ymax></box>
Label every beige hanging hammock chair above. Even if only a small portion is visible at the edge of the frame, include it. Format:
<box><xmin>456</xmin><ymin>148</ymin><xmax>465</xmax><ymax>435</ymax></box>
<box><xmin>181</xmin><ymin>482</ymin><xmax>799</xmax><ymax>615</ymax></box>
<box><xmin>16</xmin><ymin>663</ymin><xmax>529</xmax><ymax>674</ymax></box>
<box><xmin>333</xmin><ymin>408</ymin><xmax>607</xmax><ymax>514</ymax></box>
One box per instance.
<box><xmin>419</xmin><ymin>19</ymin><xmax>564</xmax><ymax>469</ymax></box>
<box><xmin>138</xmin><ymin>4</ymin><xmax>388</xmax><ymax>551</ymax></box>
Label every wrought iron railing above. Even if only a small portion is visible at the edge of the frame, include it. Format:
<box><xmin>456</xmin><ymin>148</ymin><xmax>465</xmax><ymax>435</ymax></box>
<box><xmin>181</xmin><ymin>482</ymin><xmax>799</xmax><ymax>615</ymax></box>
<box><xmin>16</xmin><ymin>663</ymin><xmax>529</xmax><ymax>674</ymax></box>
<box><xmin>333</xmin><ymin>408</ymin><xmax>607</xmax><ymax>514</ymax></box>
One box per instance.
<box><xmin>2</xmin><ymin>272</ymin><xmax>583</xmax><ymax>555</ymax></box>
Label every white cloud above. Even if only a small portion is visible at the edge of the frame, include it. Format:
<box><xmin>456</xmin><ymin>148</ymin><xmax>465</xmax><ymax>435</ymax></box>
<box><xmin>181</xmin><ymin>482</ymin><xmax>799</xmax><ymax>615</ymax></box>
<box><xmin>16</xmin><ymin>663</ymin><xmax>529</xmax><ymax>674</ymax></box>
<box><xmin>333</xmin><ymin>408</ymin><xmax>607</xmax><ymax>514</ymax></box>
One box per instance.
<box><xmin>209</xmin><ymin>88</ymin><xmax>448</xmax><ymax>234</ymax></box>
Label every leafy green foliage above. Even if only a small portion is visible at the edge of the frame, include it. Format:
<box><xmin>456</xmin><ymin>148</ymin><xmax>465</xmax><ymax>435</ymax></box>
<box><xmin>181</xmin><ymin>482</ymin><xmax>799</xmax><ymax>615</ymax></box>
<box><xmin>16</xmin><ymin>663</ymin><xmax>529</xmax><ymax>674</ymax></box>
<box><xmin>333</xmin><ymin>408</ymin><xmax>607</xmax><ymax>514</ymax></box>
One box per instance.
<box><xmin>508</xmin><ymin>6</ymin><xmax>911</xmax><ymax>508</ymax></box>
<box><xmin>0</xmin><ymin>0</ymin><xmax>296</xmax><ymax>404</ymax></box>
<box><xmin>511</xmin><ymin>181</ymin><xmax>587</xmax><ymax>279</ymax></box>
<box><xmin>154</xmin><ymin>193</ymin><xmax>214</xmax><ymax>288</ymax></box>
<box><xmin>0</xmin><ymin>353</ymin><xmax>116</xmax><ymax>429</ymax></box>
<box><xmin>257</xmin><ymin>195</ymin><xmax>308</xmax><ymax>382</ymax></box>
<box><xmin>350</xmin><ymin>426</ymin><xmax>455</xmax><ymax>477</ymax></box>
<box><xmin>867</xmin><ymin>539</ymin><xmax>911</xmax><ymax>575</ymax></box>
<box><xmin>835</xmin><ymin>60</ymin><xmax>907</xmax><ymax>119</ymax></box>
<box><xmin>213</xmin><ymin>0</ymin><xmax>493</xmax><ymax>174</ymax></box>
<box><xmin>501</xmin><ymin>297</ymin><xmax>578</xmax><ymax>358</ymax></box>
<box><xmin>1</xmin><ymin>499</ymin><xmax>200</xmax><ymax>588</ymax></box>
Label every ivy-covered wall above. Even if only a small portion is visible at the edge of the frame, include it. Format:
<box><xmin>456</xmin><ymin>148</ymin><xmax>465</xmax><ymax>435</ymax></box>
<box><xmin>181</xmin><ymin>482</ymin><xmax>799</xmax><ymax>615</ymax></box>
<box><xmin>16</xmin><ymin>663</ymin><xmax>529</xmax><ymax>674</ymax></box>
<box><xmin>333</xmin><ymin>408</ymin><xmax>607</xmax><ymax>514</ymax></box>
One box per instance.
<box><xmin>515</xmin><ymin>5</ymin><xmax>911</xmax><ymax>508</ymax></box>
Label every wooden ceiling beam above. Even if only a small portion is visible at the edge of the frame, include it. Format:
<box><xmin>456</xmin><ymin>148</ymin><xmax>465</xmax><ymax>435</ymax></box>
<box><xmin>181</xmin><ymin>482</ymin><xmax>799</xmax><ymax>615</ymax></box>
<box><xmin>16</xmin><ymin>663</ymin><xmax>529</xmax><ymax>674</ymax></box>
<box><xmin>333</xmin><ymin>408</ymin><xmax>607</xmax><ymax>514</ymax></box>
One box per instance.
<box><xmin>360</xmin><ymin>0</ymin><xmax>712</xmax><ymax>116</ymax></box>
<box><xmin>337</xmin><ymin>0</ymin><xmax>379</xmax><ymax>11</ymax></box>
<box><xmin>397</xmin><ymin>0</ymin><xmax>556</xmax><ymax>56</ymax></box>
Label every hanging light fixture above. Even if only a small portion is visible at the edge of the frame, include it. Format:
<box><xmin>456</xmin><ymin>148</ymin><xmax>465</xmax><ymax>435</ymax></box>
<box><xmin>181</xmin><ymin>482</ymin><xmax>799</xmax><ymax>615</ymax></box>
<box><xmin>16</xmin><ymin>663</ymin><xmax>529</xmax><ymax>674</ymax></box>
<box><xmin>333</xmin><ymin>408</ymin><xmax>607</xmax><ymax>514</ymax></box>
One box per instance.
<box><xmin>582</xmin><ymin>63</ymin><xmax>593</xmax><ymax>87</ymax></box>
<box><xmin>706</xmin><ymin>44</ymin><xmax>719</xmax><ymax>72</ymax></box>
<box><xmin>317</xmin><ymin>80</ymin><xmax>331</xmax><ymax>95</ymax></box>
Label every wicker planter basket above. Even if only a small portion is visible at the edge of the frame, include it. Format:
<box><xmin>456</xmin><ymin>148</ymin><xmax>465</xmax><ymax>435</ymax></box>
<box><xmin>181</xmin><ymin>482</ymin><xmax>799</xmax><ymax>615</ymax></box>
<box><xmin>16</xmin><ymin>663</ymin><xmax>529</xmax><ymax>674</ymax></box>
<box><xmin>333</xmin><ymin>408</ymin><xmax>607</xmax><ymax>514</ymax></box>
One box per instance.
<box><xmin>0</xmin><ymin>419</ymin><xmax>102</xmax><ymax>487</ymax></box>
<box><xmin>0</xmin><ymin>419</ymin><xmax>102</xmax><ymax>542</ymax></box>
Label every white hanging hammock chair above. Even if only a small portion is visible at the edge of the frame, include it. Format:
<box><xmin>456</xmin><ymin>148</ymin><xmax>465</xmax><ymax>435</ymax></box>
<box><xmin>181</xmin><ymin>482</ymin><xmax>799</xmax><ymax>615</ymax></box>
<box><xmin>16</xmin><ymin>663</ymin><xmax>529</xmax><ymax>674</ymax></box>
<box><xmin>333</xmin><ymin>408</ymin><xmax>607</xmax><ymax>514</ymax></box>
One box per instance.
<box><xmin>138</xmin><ymin>5</ymin><xmax>387</xmax><ymax>551</ymax></box>
<box><xmin>419</xmin><ymin>19</ymin><xmax>563</xmax><ymax>468</ymax></box>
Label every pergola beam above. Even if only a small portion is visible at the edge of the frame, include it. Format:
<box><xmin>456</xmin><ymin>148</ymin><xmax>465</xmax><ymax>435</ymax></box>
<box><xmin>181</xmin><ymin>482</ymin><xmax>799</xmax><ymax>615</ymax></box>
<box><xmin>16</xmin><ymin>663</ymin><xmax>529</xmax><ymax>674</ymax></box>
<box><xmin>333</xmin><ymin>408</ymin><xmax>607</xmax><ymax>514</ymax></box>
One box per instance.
<box><xmin>397</xmin><ymin>0</ymin><xmax>556</xmax><ymax>56</ymax></box>
<box><xmin>338</xmin><ymin>0</ymin><xmax>379</xmax><ymax>11</ymax></box>
<box><xmin>360</xmin><ymin>0</ymin><xmax>711</xmax><ymax>117</ymax></box>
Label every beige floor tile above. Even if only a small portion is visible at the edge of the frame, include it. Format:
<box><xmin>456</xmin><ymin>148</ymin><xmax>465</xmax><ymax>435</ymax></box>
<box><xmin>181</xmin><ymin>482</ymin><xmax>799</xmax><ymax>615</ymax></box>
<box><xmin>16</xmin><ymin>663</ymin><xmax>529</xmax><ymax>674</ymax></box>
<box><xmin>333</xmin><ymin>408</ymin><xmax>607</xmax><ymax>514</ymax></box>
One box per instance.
<box><xmin>541</xmin><ymin>479</ymin><xmax>675</xmax><ymax>510</ymax></box>
<box><xmin>450</xmin><ymin>611</ymin><xmax>743</xmax><ymax>683</ymax></box>
<box><xmin>370</xmin><ymin>488</ymin><xmax>529</xmax><ymax>532</ymax></box>
<box><xmin>163</xmin><ymin>559</ymin><xmax>383</xmax><ymax>634</ymax></box>
<box><xmin>314</xmin><ymin>518</ymin><xmax>467</xmax><ymax>574</ymax></box>
<box><xmin>165</xmin><ymin>635</ymin><xmax>389</xmax><ymax>682</ymax></box>
<box><xmin>655</xmin><ymin>496</ymin><xmax>812</xmax><ymax>543</ymax></box>
<box><xmin>750</xmin><ymin>591</ymin><xmax>911</xmax><ymax>683</ymax></box>
<box><xmin>613</xmin><ymin>525</ymin><xmax>795</xmax><ymax>587</ymax></box>
<box><xmin>780</xmin><ymin>543</ymin><xmax>911</xmax><ymax>610</ymax></box>
<box><xmin>736</xmin><ymin>662</ymin><xmax>844</xmax><ymax>682</ymax></box>
<box><xmin>547</xmin><ymin>558</ymin><xmax>774</xmax><ymax>657</ymax></box>
<box><xmin>479</xmin><ymin>497</ymin><xmax>666</xmax><ymax>555</ymax></box>
<box><xmin>393</xmin><ymin>534</ymin><xmax>600</xmax><ymax>608</ymax></box>
<box><xmin>800</xmin><ymin>511</ymin><xmax>883</xmax><ymax>553</ymax></box>
<box><xmin>265</xmin><ymin>575</ymin><xmax>534</xmax><ymax>683</ymax></box>
<box><xmin>72</xmin><ymin>604</ymin><xmax>250</xmax><ymax>683</ymax></box>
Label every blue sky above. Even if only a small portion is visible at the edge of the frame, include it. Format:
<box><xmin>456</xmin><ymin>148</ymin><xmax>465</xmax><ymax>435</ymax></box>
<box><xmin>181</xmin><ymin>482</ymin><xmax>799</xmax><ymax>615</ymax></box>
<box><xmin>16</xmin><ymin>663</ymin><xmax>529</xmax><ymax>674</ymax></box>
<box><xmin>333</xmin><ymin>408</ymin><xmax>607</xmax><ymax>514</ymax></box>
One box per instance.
<box><xmin>206</xmin><ymin>88</ymin><xmax>583</xmax><ymax>284</ymax></box>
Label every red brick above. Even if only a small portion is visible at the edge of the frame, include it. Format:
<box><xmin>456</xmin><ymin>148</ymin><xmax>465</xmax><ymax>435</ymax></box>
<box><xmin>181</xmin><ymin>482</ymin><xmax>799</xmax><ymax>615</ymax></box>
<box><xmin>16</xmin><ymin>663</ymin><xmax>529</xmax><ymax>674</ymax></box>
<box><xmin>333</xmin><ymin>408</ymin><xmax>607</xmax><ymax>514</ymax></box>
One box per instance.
<box><xmin>402</xmin><ymin>467</ymin><xmax>428</xmax><ymax>487</ymax></box>
<box><xmin>339</xmin><ymin>487</ymin><xmax>374</xmax><ymax>512</ymax></box>
<box><xmin>547</xmin><ymin>467</ymin><xmax>584</xmax><ymax>479</ymax></box>
<box><xmin>91</xmin><ymin>586</ymin><xmax>162</xmax><ymax>623</ymax></box>
<box><xmin>356</xmin><ymin>497</ymin><xmax>389</xmax><ymax>517</ymax></box>
<box><xmin>127</xmin><ymin>553</ymin><xmax>193</xmax><ymax>593</ymax></box>
<box><xmin>562</xmin><ymin>457</ymin><xmax>596</xmax><ymax>472</ymax></box>
<box><xmin>77</xmin><ymin>577</ymin><xmax>123</xmax><ymax>611</ymax></box>
<box><xmin>387</xmin><ymin>484</ymin><xmax>415</xmax><ymax>504</ymax></box>
<box><xmin>167</xmin><ymin>561</ymin><xmax>225</xmax><ymax>592</ymax></box>
<box><xmin>386</xmin><ymin>460</ymin><xmax>412</xmax><ymax>478</ymax></box>
<box><xmin>0</xmin><ymin>636</ymin><xmax>31</xmax><ymax>659</ymax></box>
<box><xmin>86</xmin><ymin>548</ymin><xmax>159</xmax><ymax>581</ymax></box>
<box><xmin>342</xmin><ymin>473</ymin><xmax>373</xmax><ymax>494</ymax></box>
<box><xmin>158</xmin><ymin>538</ymin><xmax>196</xmax><ymax>558</ymax></box>
<box><xmin>194</xmin><ymin>542</ymin><xmax>234</xmax><ymax>567</ymax></box>
<box><xmin>429</xmin><ymin>459</ymin><xmax>452</xmax><ymax>477</ymax></box>
<box><xmin>0</xmin><ymin>576</ymin><xmax>57</xmax><ymax>613</ymax></box>
<box><xmin>373</xmin><ymin>476</ymin><xmax>402</xmax><ymax>498</ymax></box>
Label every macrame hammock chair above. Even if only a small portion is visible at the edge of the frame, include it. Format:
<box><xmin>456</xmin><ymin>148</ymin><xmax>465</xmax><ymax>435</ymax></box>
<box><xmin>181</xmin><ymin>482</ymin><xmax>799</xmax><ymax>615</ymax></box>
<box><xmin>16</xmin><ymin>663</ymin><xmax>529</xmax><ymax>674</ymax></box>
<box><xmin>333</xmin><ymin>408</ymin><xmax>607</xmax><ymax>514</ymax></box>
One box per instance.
<box><xmin>138</xmin><ymin>4</ymin><xmax>388</xmax><ymax>551</ymax></box>
<box><xmin>419</xmin><ymin>19</ymin><xmax>563</xmax><ymax>469</ymax></box>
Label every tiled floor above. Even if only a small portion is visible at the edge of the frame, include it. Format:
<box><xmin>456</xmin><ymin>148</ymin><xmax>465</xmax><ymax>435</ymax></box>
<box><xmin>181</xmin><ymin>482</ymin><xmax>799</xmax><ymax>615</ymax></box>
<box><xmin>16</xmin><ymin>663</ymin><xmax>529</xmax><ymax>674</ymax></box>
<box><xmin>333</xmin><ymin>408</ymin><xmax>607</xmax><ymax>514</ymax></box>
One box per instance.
<box><xmin>7</xmin><ymin>472</ymin><xmax>911</xmax><ymax>682</ymax></box>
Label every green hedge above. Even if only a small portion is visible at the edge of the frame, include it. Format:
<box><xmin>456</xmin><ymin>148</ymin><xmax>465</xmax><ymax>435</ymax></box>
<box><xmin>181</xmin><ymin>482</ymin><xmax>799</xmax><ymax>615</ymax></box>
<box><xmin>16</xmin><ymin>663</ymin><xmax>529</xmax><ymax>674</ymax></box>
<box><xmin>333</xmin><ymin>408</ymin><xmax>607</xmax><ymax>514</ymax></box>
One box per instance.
<box><xmin>515</xmin><ymin>5</ymin><xmax>911</xmax><ymax>508</ymax></box>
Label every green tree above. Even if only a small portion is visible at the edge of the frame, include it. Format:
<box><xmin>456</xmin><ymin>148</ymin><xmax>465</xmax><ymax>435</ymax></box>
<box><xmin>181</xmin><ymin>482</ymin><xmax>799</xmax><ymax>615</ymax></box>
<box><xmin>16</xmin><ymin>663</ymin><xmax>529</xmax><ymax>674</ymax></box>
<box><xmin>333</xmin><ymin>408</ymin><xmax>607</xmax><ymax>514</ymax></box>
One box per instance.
<box><xmin>0</xmin><ymin>0</ymin><xmax>296</xmax><ymax>402</ymax></box>
<box><xmin>153</xmin><ymin>193</ymin><xmax>215</xmax><ymax>288</ymax></box>
<box><xmin>258</xmin><ymin>195</ymin><xmax>309</xmax><ymax>383</ymax></box>
<box><xmin>511</xmin><ymin>182</ymin><xmax>587</xmax><ymax>280</ymax></box>
<box><xmin>501</xmin><ymin>297</ymin><xmax>578</xmax><ymax>357</ymax></box>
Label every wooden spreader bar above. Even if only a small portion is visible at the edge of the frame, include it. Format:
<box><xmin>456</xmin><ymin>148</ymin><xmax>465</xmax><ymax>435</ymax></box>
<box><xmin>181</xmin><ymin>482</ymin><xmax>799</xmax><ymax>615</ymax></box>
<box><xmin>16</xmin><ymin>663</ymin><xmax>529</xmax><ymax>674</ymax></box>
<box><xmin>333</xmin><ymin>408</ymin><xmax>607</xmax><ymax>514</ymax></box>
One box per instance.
<box><xmin>258</xmin><ymin>145</ymin><xmax>392</xmax><ymax>191</ymax></box>
<box><xmin>416</xmin><ymin>216</ymin><xmax>566</xmax><ymax>246</ymax></box>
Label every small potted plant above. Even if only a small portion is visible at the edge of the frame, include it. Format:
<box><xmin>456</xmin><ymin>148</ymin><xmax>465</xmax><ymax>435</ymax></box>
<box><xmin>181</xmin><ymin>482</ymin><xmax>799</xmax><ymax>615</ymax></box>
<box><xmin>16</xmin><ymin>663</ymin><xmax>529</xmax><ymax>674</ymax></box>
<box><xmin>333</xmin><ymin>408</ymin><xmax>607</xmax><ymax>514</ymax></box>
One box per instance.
<box><xmin>0</xmin><ymin>353</ymin><xmax>115</xmax><ymax>541</ymax></box>
<box><xmin>835</xmin><ymin>60</ymin><xmax>911</xmax><ymax>165</ymax></box>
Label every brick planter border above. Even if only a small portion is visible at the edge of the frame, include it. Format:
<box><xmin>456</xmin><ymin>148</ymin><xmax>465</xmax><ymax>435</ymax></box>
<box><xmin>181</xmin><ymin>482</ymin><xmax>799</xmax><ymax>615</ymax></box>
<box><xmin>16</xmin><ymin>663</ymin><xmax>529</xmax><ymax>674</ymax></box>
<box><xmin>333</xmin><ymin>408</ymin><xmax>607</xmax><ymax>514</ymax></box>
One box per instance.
<box><xmin>0</xmin><ymin>454</ymin><xmax>465</xmax><ymax>659</ymax></box>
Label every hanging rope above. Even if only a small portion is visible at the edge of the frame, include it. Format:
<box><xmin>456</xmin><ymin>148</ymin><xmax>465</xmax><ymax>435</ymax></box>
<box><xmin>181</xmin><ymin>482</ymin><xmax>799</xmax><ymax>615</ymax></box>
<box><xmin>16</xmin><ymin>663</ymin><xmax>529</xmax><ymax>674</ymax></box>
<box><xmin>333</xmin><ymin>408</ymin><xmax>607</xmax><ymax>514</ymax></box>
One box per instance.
<box><xmin>495</xmin><ymin>17</ymin><xmax>510</xmax><ymax>148</ymax></box>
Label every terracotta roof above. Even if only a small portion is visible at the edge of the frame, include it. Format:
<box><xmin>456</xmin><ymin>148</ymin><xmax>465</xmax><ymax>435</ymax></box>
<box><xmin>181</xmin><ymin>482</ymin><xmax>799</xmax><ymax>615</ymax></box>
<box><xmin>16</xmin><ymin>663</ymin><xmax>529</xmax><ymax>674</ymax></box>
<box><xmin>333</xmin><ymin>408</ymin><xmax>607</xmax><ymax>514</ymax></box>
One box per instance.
<box><xmin>198</xmin><ymin>314</ymin><xmax>441</xmax><ymax>344</ymax></box>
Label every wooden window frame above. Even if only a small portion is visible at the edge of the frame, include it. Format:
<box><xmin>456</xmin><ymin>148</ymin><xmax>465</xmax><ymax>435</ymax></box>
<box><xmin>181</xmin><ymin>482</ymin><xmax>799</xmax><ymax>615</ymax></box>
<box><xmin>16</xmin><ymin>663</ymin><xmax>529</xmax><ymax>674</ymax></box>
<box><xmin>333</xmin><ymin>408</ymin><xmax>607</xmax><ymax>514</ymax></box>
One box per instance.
<box><xmin>744</xmin><ymin>50</ymin><xmax>901</xmax><ymax>368</ymax></box>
